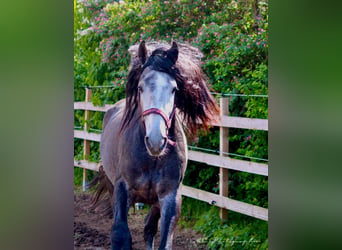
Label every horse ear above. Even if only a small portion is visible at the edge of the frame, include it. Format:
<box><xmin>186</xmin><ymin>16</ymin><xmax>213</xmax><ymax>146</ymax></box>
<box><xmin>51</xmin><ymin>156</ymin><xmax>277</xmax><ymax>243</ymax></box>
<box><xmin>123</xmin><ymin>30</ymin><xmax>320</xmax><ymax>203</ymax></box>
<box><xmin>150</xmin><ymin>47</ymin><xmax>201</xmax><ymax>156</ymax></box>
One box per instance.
<box><xmin>166</xmin><ymin>41</ymin><xmax>178</xmax><ymax>65</ymax></box>
<box><xmin>138</xmin><ymin>40</ymin><xmax>147</xmax><ymax>64</ymax></box>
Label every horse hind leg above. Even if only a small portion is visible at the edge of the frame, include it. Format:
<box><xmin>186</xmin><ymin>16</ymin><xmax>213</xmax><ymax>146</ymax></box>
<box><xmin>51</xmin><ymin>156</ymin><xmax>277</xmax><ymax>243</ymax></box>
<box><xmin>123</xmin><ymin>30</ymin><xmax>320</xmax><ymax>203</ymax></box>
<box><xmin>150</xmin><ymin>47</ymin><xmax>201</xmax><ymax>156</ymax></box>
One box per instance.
<box><xmin>144</xmin><ymin>205</ymin><xmax>161</xmax><ymax>250</ymax></box>
<box><xmin>111</xmin><ymin>180</ymin><xmax>132</xmax><ymax>250</ymax></box>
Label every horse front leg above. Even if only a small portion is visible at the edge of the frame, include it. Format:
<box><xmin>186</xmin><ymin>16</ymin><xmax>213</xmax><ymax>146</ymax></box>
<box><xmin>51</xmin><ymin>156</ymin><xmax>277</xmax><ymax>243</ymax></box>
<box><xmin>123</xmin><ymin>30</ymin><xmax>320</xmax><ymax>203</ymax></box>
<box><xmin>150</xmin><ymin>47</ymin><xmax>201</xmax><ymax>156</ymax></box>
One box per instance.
<box><xmin>111</xmin><ymin>180</ymin><xmax>132</xmax><ymax>250</ymax></box>
<box><xmin>158</xmin><ymin>192</ymin><xmax>182</xmax><ymax>250</ymax></box>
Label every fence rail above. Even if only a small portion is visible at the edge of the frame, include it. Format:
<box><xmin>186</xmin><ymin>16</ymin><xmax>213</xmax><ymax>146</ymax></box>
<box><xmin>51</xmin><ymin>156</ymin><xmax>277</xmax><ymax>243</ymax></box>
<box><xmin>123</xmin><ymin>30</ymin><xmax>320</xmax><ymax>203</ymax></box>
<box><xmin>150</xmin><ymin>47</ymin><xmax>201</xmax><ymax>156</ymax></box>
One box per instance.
<box><xmin>74</xmin><ymin>101</ymin><xmax>268</xmax><ymax>131</ymax></box>
<box><xmin>182</xmin><ymin>185</ymin><xmax>268</xmax><ymax>221</ymax></box>
<box><xmin>74</xmin><ymin>90</ymin><xmax>268</xmax><ymax>221</ymax></box>
<box><xmin>73</xmin><ymin>131</ymin><xmax>268</xmax><ymax>176</ymax></box>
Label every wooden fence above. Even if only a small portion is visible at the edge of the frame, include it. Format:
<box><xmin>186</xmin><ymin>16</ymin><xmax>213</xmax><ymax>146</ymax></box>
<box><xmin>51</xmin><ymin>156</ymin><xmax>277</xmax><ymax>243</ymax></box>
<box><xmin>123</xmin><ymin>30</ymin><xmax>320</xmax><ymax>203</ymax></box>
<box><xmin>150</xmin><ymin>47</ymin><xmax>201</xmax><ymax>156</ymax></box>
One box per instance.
<box><xmin>74</xmin><ymin>88</ymin><xmax>268</xmax><ymax>221</ymax></box>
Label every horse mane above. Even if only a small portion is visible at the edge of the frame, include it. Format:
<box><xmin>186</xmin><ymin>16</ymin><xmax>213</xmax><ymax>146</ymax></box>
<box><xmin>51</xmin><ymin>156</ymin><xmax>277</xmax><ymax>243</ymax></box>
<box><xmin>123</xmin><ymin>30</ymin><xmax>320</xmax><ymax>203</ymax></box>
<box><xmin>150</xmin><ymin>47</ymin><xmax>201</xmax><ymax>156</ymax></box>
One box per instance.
<box><xmin>121</xmin><ymin>41</ymin><xmax>220</xmax><ymax>137</ymax></box>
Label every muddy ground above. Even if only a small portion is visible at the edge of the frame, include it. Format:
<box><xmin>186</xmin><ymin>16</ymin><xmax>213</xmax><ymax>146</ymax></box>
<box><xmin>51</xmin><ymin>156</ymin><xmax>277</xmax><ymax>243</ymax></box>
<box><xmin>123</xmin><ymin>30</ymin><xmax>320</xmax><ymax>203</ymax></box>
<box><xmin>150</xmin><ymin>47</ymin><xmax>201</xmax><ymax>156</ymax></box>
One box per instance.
<box><xmin>74</xmin><ymin>191</ymin><xmax>207</xmax><ymax>250</ymax></box>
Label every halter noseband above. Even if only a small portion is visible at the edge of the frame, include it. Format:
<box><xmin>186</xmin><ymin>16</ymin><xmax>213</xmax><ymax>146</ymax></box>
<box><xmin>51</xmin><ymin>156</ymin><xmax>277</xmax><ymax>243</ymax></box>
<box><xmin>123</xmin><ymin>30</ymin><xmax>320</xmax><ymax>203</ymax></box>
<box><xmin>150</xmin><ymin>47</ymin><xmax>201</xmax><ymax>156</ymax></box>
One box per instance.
<box><xmin>141</xmin><ymin>106</ymin><xmax>176</xmax><ymax>147</ymax></box>
<box><xmin>142</xmin><ymin>108</ymin><xmax>175</xmax><ymax>130</ymax></box>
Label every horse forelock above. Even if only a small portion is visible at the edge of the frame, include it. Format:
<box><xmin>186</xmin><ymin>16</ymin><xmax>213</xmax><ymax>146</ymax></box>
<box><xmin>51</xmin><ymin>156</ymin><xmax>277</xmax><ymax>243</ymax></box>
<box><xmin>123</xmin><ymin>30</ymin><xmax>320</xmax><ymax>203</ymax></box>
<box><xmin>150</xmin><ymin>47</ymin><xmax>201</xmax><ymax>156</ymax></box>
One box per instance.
<box><xmin>122</xmin><ymin>42</ymin><xmax>220</xmax><ymax>137</ymax></box>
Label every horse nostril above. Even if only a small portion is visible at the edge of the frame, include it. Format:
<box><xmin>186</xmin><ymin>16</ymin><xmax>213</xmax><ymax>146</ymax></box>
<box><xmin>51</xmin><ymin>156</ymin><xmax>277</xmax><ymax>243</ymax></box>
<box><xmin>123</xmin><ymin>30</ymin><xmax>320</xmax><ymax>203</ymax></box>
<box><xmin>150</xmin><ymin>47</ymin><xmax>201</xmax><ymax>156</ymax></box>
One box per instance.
<box><xmin>161</xmin><ymin>137</ymin><xmax>167</xmax><ymax>149</ymax></box>
<box><xmin>145</xmin><ymin>135</ymin><xmax>167</xmax><ymax>155</ymax></box>
<box><xmin>145</xmin><ymin>136</ymin><xmax>151</xmax><ymax>147</ymax></box>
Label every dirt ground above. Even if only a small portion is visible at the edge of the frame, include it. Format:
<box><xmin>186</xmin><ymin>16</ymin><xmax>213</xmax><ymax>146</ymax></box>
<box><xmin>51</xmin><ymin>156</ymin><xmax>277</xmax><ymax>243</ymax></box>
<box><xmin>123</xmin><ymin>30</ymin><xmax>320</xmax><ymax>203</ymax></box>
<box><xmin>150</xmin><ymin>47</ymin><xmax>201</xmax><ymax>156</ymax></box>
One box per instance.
<box><xmin>74</xmin><ymin>191</ymin><xmax>207</xmax><ymax>250</ymax></box>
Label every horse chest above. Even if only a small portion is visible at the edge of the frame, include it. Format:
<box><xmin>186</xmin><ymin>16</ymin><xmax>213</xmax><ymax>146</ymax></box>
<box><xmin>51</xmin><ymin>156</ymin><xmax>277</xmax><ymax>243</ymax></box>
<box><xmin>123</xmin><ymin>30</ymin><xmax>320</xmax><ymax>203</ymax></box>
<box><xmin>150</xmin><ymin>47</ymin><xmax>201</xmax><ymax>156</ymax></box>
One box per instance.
<box><xmin>129</xmin><ymin>169</ymin><xmax>160</xmax><ymax>204</ymax></box>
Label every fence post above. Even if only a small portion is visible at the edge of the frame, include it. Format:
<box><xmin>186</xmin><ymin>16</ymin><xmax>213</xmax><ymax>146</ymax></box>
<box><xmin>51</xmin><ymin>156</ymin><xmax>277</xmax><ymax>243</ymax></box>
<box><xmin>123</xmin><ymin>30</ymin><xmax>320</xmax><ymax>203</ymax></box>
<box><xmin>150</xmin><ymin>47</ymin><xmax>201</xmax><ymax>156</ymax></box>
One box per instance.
<box><xmin>219</xmin><ymin>97</ymin><xmax>229</xmax><ymax>220</ymax></box>
<box><xmin>83</xmin><ymin>88</ymin><xmax>92</xmax><ymax>191</ymax></box>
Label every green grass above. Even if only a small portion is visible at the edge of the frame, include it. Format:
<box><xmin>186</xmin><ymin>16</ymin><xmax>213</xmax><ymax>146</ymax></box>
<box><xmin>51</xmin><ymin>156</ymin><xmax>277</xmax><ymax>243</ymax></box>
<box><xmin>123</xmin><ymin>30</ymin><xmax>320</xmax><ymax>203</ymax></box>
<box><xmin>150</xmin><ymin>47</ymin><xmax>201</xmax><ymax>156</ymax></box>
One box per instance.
<box><xmin>179</xmin><ymin>197</ymin><xmax>268</xmax><ymax>250</ymax></box>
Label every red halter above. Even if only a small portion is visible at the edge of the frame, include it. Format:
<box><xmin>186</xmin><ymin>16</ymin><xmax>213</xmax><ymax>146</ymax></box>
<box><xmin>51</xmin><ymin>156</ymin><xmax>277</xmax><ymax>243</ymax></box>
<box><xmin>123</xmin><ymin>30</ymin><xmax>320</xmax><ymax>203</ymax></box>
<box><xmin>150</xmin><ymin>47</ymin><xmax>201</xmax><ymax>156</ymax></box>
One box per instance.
<box><xmin>141</xmin><ymin>107</ymin><xmax>176</xmax><ymax>146</ymax></box>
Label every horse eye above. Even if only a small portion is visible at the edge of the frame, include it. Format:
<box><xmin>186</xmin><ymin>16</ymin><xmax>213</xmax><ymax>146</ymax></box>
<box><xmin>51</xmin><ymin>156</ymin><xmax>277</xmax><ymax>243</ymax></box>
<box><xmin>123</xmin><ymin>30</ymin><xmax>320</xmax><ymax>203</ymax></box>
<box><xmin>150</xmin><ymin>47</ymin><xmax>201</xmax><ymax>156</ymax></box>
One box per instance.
<box><xmin>172</xmin><ymin>87</ymin><xmax>178</xmax><ymax>93</ymax></box>
<box><xmin>138</xmin><ymin>86</ymin><xmax>143</xmax><ymax>92</ymax></box>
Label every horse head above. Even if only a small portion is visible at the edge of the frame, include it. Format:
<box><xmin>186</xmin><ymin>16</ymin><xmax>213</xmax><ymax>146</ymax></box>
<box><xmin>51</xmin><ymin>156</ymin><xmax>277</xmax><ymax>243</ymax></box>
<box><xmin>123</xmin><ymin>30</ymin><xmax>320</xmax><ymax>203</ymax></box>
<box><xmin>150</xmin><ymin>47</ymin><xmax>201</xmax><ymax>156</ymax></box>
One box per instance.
<box><xmin>137</xmin><ymin>41</ymin><xmax>179</xmax><ymax>156</ymax></box>
<box><xmin>122</xmin><ymin>41</ymin><xmax>220</xmax><ymax>156</ymax></box>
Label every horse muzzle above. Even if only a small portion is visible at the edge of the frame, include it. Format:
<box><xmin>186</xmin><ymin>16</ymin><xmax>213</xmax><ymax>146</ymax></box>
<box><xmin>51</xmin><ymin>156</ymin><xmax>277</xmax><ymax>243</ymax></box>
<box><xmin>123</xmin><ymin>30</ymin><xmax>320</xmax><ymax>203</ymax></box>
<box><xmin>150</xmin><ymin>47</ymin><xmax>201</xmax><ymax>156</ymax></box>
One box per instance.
<box><xmin>144</xmin><ymin>134</ymin><xmax>167</xmax><ymax>156</ymax></box>
<box><xmin>142</xmin><ymin>107</ymin><xmax>176</xmax><ymax>156</ymax></box>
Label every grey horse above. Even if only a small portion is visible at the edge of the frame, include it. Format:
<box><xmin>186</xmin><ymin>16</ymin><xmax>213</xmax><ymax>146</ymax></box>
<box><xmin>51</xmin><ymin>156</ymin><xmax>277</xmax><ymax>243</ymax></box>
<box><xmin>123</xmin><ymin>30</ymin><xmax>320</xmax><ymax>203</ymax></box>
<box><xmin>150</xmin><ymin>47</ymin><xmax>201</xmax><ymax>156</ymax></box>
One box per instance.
<box><xmin>96</xmin><ymin>41</ymin><xmax>219</xmax><ymax>250</ymax></box>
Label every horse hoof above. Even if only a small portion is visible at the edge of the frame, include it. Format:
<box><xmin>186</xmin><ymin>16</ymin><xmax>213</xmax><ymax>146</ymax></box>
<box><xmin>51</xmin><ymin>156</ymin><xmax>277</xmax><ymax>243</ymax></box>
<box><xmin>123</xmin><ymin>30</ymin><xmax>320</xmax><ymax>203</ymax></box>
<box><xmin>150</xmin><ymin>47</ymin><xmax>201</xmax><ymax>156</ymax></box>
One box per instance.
<box><xmin>111</xmin><ymin>222</ymin><xmax>132</xmax><ymax>250</ymax></box>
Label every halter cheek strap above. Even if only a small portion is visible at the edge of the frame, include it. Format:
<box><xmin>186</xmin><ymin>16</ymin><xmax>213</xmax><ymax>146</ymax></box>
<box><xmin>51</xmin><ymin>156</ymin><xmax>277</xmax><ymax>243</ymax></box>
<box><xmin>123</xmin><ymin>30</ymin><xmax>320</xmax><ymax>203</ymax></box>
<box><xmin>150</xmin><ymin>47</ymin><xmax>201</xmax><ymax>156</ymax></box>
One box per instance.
<box><xmin>142</xmin><ymin>107</ymin><xmax>176</xmax><ymax>146</ymax></box>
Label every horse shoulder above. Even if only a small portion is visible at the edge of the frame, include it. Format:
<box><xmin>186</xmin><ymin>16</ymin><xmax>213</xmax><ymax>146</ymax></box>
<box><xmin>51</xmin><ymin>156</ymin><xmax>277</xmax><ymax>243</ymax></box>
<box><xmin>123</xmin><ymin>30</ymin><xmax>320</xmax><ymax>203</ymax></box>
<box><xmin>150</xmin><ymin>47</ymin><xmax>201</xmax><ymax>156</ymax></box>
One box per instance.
<box><xmin>101</xmin><ymin>99</ymin><xmax>126</xmax><ymax>184</ymax></box>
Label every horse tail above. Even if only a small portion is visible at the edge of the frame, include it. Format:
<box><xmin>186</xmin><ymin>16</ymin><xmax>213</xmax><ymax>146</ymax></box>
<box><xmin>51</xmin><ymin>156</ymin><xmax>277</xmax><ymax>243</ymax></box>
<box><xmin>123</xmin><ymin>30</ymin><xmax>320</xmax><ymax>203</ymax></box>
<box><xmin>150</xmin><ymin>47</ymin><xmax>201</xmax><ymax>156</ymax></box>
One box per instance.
<box><xmin>87</xmin><ymin>162</ymin><xmax>114</xmax><ymax>217</ymax></box>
